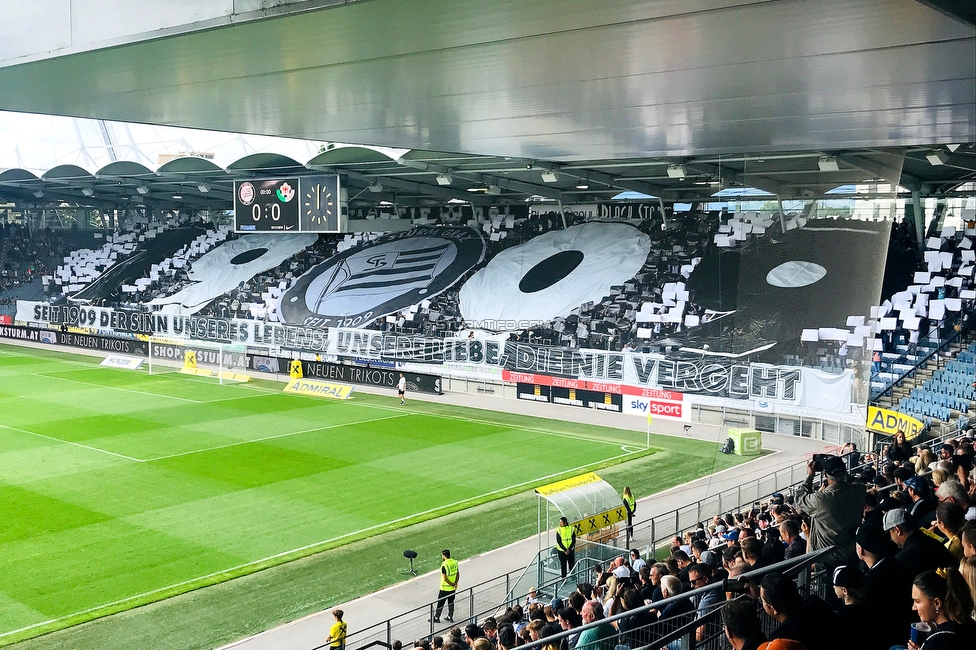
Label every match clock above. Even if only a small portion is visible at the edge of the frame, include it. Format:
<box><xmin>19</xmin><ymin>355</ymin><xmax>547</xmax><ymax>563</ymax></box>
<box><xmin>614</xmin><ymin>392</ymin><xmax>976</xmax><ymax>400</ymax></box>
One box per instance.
<box><xmin>300</xmin><ymin>175</ymin><xmax>341</xmax><ymax>233</ymax></box>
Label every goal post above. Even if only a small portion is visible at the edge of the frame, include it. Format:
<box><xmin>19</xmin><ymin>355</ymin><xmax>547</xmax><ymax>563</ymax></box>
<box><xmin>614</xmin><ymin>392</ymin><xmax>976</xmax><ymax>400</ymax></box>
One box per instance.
<box><xmin>147</xmin><ymin>337</ymin><xmax>250</xmax><ymax>384</ymax></box>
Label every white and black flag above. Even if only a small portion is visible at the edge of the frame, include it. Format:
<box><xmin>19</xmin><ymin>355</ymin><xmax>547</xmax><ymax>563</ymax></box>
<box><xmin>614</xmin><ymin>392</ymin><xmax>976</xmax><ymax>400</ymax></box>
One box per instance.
<box><xmin>281</xmin><ymin>226</ymin><xmax>485</xmax><ymax>328</ymax></box>
<box><xmin>459</xmin><ymin>222</ymin><xmax>651</xmax><ymax>328</ymax></box>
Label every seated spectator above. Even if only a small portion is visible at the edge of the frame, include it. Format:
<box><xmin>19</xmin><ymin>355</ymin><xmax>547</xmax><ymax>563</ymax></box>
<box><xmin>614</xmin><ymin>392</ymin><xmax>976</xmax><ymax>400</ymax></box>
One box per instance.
<box><xmin>688</xmin><ymin>563</ymin><xmax>724</xmax><ymax>642</ymax></box>
<box><xmin>905</xmin><ymin>476</ymin><xmax>938</xmax><ymax>528</ymax></box>
<box><xmin>495</xmin><ymin>624</ymin><xmax>516</xmax><ymax>650</ymax></box>
<box><xmin>575</xmin><ymin>601</ymin><xmax>615</xmax><ymax>650</ymax></box>
<box><xmin>963</xmin><ymin>527</ymin><xmax>976</xmax><ymax>558</ymax></box>
<box><xmin>884</xmin><ymin>508</ymin><xmax>957</xmax><ymax>578</ymax></box>
<box><xmin>740</xmin><ymin>537</ymin><xmax>771</xmax><ymax>572</ymax></box>
<box><xmin>960</xmin><ymin>556</ymin><xmax>976</xmax><ymax>619</ymax></box>
<box><xmin>721</xmin><ymin>597</ymin><xmax>766</xmax><ymax>650</ymax></box>
<box><xmin>612</xmin><ymin>588</ymin><xmax>653</xmax><ymax>648</ymax></box>
<box><xmin>759</xmin><ymin>572</ymin><xmax>844</xmax><ymax>650</ymax></box>
<box><xmin>936</xmin><ymin>502</ymin><xmax>966</xmax><ymax>561</ymax></box>
<box><xmin>657</xmin><ymin>575</ymin><xmax>694</xmax><ymax>620</ymax></box>
<box><xmin>555</xmin><ymin>608</ymin><xmax>581</xmax><ymax>650</ymax></box>
<box><xmin>672</xmin><ymin>550</ymin><xmax>695</xmax><ymax>588</ymax></box>
<box><xmin>936</xmin><ymin>479</ymin><xmax>976</xmax><ymax>521</ymax></box>
<box><xmin>898</xmin><ymin>569</ymin><xmax>976</xmax><ymax>649</ymax></box>
<box><xmin>780</xmin><ymin>520</ymin><xmax>806</xmax><ymax>559</ymax></box>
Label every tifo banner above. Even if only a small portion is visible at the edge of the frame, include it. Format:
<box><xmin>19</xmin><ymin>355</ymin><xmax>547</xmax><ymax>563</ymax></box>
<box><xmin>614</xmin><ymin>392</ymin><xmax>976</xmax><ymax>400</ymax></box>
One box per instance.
<box><xmin>459</xmin><ymin>222</ymin><xmax>651</xmax><ymax>328</ymax></box>
<box><xmin>14</xmin><ymin>301</ymin><xmax>854</xmax><ymax>411</ymax></box>
<box><xmin>149</xmin><ymin>233</ymin><xmax>317</xmax><ymax>314</ymax></box>
<box><xmin>865</xmin><ymin>405</ymin><xmax>925</xmax><ymax>440</ymax></box>
<box><xmin>281</xmin><ymin>227</ymin><xmax>485</xmax><ymax>328</ymax></box>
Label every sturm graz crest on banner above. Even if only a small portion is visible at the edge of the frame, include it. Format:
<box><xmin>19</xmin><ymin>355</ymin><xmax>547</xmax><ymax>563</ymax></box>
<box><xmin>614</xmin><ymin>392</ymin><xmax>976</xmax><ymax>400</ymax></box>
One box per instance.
<box><xmin>281</xmin><ymin>227</ymin><xmax>485</xmax><ymax>328</ymax></box>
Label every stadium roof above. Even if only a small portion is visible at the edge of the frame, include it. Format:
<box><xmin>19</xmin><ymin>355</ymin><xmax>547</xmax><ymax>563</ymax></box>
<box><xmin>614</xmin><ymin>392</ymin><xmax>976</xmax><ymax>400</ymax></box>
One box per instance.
<box><xmin>0</xmin><ymin>144</ymin><xmax>973</xmax><ymax>212</ymax></box>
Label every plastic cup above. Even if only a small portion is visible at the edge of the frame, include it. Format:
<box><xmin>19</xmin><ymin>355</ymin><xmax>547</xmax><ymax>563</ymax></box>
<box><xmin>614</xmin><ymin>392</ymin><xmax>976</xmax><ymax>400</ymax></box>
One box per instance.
<box><xmin>910</xmin><ymin>622</ymin><xmax>932</xmax><ymax>645</ymax></box>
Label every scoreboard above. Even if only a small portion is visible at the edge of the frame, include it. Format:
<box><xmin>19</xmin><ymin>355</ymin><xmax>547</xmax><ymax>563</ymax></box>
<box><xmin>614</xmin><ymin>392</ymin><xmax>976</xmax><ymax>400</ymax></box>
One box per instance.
<box><xmin>235</xmin><ymin>175</ymin><xmax>340</xmax><ymax>233</ymax></box>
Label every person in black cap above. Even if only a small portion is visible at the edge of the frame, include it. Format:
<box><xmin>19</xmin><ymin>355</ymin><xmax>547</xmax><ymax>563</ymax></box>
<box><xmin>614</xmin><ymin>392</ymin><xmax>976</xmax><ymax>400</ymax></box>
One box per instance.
<box><xmin>830</xmin><ymin>566</ymin><xmax>873</xmax><ymax>650</ymax></box>
<box><xmin>856</xmin><ymin>524</ymin><xmax>913</xmax><ymax>650</ymax></box>
<box><xmin>793</xmin><ymin>454</ymin><xmax>866</xmax><ymax>570</ymax></box>
<box><xmin>903</xmin><ymin>475</ymin><xmax>937</xmax><ymax>528</ymax></box>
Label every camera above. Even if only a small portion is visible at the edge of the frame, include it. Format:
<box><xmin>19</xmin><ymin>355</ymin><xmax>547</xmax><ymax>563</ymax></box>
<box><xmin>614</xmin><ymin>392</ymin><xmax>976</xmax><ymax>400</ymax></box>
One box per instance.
<box><xmin>811</xmin><ymin>453</ymin><xmax>832</xmax><ymax>472</ymax></box>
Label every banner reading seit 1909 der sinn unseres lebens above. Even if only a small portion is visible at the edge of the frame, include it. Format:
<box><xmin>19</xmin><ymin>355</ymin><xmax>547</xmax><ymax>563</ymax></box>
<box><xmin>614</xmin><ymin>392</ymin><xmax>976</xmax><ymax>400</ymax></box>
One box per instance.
<box><xmin>14</xmin><ymin>299</ymin><xmax>854</xmax><ymax>416</ymax></box>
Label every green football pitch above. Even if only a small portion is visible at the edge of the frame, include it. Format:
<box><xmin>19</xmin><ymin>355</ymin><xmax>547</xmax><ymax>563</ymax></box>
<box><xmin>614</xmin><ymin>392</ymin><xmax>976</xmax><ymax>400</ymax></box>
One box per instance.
<box><xmin>0</xmin><ymin>343</ymin><xmax>746</xmax><ymax>647</ymax></box>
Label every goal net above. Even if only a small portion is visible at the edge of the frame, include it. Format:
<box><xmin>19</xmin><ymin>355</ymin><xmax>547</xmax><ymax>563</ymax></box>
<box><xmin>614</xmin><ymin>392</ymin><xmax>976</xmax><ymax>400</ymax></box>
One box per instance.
<box><xmin>147</xmin><ymin>337</ymin><xmax>250</xmax><ymax>384</ymax></box>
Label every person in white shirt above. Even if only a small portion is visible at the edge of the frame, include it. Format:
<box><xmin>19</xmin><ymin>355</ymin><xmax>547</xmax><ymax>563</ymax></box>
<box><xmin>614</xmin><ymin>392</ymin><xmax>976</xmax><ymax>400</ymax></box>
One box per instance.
<box><xmin>397</xmin><ymin>373</ymin><xmax>407</xmax><ymax>405</ymax></box>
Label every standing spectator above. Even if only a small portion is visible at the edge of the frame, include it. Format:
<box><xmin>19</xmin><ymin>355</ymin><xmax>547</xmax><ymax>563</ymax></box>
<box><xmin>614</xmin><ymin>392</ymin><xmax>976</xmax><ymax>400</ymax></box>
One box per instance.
<box><xmin>622</xmin><ymin>487</ymin><xmax>636</xmax><ymax>542</ymax></box>
<box><xmin>326</xmin><ymin>609</ymin><xmax>347</xmax><ymax>650</ymax></box>
<box><xmin>856</xmin><ymin>525</ymin><xmax>914</xmax><ymax>650</ymax></box>
<box><xmin>433</xmin><ymin>549</ymin><xmax>460</xmax><ymax>623</ymax></box>
<box><xmin>830</xmin><ymin>566</ymin><xmax>873</xmax><ymax>650</ymax></box>
<box><xmin>555</xmin><ymin>517</ymin><xmax>577</xmax><ymax>579</ymax></box>
<box><xmin>398</xmin><ymin>373</ymin><xmax>407</xmax><ymax>405</ymax></box>
<box><xmin>793</xmin><ymin>455</ymin><xmax>866</xmax><ymax>569</ymax></box>
<box><xmin>887</xmin><ymin>431</ymin><xmax>914</xmax><ymax>466</ymax></box>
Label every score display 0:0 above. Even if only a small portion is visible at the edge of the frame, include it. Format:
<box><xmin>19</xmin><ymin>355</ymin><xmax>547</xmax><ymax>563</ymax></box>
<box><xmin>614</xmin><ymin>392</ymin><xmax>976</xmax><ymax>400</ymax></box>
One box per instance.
<box><xmin>253</xmin><ymin>202</ymin><xmax>281</xmax><ymax>221</ymax></box>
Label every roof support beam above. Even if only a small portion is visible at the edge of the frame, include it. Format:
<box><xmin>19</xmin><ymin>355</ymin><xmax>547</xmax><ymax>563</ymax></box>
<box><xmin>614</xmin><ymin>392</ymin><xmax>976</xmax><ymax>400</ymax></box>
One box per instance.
<box><xmin>682</xmin><ymin>161</ymin><xmax>792</xmax><ymax>198</ymax></box>
<box><xmin>834</xmin><ymin>152</ymin><xmax>919</xmax><ymax>192</ymax></box>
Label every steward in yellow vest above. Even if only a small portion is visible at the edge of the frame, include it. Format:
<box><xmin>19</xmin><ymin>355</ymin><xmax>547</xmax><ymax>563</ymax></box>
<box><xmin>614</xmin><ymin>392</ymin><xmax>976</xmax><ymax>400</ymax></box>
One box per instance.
<box><xmin>555</xmin><ymin>516</ymin><xmax>577</xmax><ymax>578</ymax></box>
<box><xmin>433</xmin><ymin>549</ymin><xmax>460</xmax><ymax>622</ymax></box>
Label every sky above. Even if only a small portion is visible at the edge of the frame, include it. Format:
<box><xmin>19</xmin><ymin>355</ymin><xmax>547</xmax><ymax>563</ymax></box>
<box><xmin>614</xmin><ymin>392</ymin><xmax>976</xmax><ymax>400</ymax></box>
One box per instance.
<box><xmin>0</xmin><ymin>110</ymin><xmax>407</xmax><ymax>173</ymax></box>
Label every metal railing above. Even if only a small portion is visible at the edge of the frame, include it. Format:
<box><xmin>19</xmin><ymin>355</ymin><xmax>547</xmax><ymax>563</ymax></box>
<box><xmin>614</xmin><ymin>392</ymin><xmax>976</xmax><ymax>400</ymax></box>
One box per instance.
<box><xmin>515</xmin><ymin>547</ymin><xmax>835</xmax><ymax>650</ymax></box>
<box><xmin>341</xmin><ymin>457</ymin><xmax>829</xmax><ymax>650</ymax></box>
<box><xmin>343</xmin><ymin>541</ymin><xmax>622</xmax><ymax>650</ymax></box>
<box><xmin>610</xmin><ymin>458</ymin><xmax>810</xmax><ymax>559</ymax></box>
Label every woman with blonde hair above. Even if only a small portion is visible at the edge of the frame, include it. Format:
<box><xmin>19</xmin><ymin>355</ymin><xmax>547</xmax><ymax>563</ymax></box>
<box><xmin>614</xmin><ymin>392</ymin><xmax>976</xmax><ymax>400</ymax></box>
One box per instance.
<box><xmin>915</xmin><ymin>448</ymin><xmax>935</xmax><ymax>474</ymax></box>
<box><xmin>959</xmin><ymin>555</ymin><xmax>976</xmax><ymax>620</ymax></box>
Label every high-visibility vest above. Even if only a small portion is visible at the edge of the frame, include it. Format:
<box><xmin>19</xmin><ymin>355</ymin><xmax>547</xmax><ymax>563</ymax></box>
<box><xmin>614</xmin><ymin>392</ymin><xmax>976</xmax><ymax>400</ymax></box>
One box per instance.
<box><xmin>556</xmin><ymin>525</ymin><xmax>575</xmax><ymax>552</ymax></box>
<box><xmin>623</xmin><ymin>494</ymin><xmax>636</xmax><ymax>515</ymax></box>
<box><xmin>440</xmin><ymin>558</ymin><xmax>459</xmax><ymax>591</ymax></box>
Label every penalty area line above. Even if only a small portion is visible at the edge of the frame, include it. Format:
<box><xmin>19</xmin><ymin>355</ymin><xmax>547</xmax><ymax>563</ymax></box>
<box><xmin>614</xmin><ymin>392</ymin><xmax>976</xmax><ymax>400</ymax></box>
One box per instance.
<box><xmin>0</xmin><ymin>423</ymin><xmax>146</xmax><ymax>463</ymax></box>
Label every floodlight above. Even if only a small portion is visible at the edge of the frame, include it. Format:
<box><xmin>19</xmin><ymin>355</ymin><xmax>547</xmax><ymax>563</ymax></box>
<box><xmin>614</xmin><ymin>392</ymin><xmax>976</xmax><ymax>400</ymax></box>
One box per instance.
<box><xmin>172</xmin><ymin>194</ymin><xmax>182</xmax><ymax>200</ymax></box>
<box><xmin>435</xmin><ymin>174</ymin><xmax>453</xmax><ymax>186</ymax></box>
<box><xmin>367</xmin><ymin>182</ymin><xmax>384</xmax><ymax>193</ymax></box>
<box><xmin>33</xmin><ymin>190</ymin><xmax>44</xmax><ymax>198</ymax></box>
<box><xmin>467</xmin><ymin>185</ymin><xmax>488</xmax><ymax>193</ymax></box>
<box><xmin>541</xmin><ymin>170</ymin><xmax>558</xmax><ymax>183</ymax></box>
<box><xmin>575</xmin><ymin>180</ymin><xmax>589</xmax><ymax>190</ymax></box>
<box><xmin>136</xmin><ymin>184</ymin><xmax>150</xmax><ymax>195</ymax></box>
<box><xmin>818</xmin><ymin>157</ymin><xmax>839</xmax><ymax>172</ymax></box>
<box><xmin>667</xmin><ymin>165</ymin><xmax>686</xmax><ymax>179</ymax></box>
<box><xmin>926</xmin><ymin>150</ymin><xmax>949</xmax><ymax>166</ymax></box>
<box><xmin>197</xmin><ymin>183</ymin><xmax>210</xmax><ymax>193</ymax></box>
<box><xmin>81</xmin><ymin>187</ymin><xmax>94</xmax><ymax>196</ymax></box>
<box><xmin>486</xmin><ymin>185</ymin><xmax>502</xmax><ymax>195</ymax></box>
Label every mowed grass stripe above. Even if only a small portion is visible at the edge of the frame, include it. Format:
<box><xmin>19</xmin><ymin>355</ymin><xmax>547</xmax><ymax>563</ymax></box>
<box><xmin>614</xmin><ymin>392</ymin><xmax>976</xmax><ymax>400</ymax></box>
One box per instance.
<box><xmin>0</xmin><ymin>343</ymin><xmax>648</xmax><ymax>643</ymax></box>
